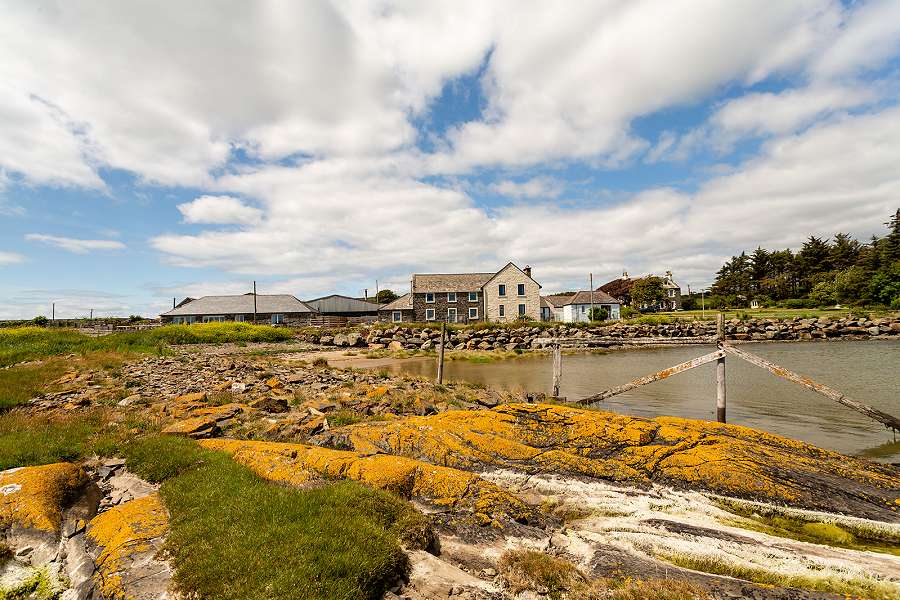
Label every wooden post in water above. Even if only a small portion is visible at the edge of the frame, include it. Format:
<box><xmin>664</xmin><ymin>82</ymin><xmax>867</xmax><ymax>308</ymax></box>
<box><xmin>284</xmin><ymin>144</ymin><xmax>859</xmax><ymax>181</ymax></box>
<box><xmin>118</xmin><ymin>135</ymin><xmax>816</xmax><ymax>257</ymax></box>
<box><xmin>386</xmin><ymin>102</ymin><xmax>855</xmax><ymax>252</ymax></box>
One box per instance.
<box><xmin>436</xmin><ymin>320</ymin><xmax>446</xmax><ymax>384</ymax></box>
<box><xmin>551</xmin><ymin>344</ymin><xmax>562</xmax><ymax>397</ymax></box>
<box><xmin>716</xmin><ymin>312</ymin><xmax>726</xmax><ymax>423</ymax></box>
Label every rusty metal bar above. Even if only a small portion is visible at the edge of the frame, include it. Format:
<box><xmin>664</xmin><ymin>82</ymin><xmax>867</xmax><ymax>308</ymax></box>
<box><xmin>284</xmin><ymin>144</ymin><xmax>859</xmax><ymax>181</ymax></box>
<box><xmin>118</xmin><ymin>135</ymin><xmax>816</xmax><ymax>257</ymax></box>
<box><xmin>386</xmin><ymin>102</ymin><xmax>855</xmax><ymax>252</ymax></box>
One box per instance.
<box><xmin>576</xmin><ymin>349</ymin><xmax>726</xmax><ymax>405</ymax></box>
<box><xmin>722</xmin><ymin>343</ymin><xmax>900</xmax><ymax>433</ymax></box>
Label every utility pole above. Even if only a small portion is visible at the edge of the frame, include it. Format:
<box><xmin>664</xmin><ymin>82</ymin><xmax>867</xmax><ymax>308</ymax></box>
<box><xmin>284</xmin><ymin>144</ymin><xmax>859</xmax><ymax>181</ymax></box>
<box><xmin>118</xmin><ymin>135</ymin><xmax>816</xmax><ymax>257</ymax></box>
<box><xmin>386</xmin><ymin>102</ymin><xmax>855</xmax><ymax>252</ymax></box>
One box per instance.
<box><xmin>90</xmin><ymin>309</ymin><xmax>93</xmax><ymax>320</ymax></box>
<box><xmin>253</xmin><ymin>281</ymin><xmax>258</xmax><ymax>325</ymax></box>
<box><xmin>375</xmin><ymin>279</ymin><xmax>379</xmax><ymax>301</ymax></box>
<box><xmin>52</xmin><ymin>302</ymin><xmax>55</xmax><ymax>323</ymax></box>
<box><xmin>589</xmin><ymin>273</ymin><xmax>594</xmax><ymax>322</ymax></box>
<box><xmin>173</xmin><ymin>297</ymin><xmax>176</xmax><ymax>309</ymax></box>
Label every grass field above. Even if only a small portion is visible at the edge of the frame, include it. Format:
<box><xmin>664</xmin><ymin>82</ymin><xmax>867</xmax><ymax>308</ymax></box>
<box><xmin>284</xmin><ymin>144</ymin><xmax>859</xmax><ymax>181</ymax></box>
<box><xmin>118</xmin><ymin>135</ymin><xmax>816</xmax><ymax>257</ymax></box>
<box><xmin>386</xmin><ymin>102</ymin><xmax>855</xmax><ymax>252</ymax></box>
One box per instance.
<box><xmin>651</xmin><ymin>307</ymin><xmax>896</xmax><ymax>321</ymax></box>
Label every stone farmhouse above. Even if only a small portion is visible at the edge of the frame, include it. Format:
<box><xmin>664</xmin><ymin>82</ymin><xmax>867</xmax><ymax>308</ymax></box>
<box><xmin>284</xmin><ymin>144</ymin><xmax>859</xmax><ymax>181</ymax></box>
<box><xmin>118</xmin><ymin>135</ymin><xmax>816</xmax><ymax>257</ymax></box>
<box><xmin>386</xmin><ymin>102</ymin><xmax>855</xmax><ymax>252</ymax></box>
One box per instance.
<box><xmin>160</xmin><ymin>294</ymin><xmax>316</xmax><ymax>325</ymax></box>
<box><xmin>378</xmin><ymin>262</ymin><xmax>541</xmax><ymax>323</ymax></box>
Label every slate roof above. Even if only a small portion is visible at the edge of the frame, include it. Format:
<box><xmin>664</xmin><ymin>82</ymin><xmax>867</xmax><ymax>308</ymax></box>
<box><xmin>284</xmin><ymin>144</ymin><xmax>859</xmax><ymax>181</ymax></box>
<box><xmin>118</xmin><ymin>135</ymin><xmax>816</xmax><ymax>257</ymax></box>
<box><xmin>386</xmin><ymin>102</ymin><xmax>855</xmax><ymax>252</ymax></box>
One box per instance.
<box><xmin>563</xmin><ymin>290</ymin><xmax>622</xmax><ymax>306</ymax></box>
<box><xmin>543</xmin><ymin>294</ymin><xmax>575</xmax><ymax>308</ymax></box>
<box><xmin>304</xmin><ymin>294</ymin><xmax>382</xmax><ymax>313</ymax></box>
<box><xmin>160</xmin><ymin>294</ymin><xmax>315</xmax><ymax>316</ymax></box>
<box><xmin>412</xmin><ymin>273</ymin><xmax>494</xmax><ymax>293</ymax></box>
<box><xmin>379</xmin><ymin>293</ymin><xmax>413</xmax><ymax>311</ymax></box>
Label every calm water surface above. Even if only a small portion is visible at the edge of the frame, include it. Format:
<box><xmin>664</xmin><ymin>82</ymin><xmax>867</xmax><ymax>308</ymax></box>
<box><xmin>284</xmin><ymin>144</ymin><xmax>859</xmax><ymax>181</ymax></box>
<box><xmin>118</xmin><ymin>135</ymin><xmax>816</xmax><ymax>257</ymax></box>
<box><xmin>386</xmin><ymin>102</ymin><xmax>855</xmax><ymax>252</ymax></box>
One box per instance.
<box><xmin>364</xmin><ymin>340</ymin><xmax>900</xmax><ymax>462</ymax></box>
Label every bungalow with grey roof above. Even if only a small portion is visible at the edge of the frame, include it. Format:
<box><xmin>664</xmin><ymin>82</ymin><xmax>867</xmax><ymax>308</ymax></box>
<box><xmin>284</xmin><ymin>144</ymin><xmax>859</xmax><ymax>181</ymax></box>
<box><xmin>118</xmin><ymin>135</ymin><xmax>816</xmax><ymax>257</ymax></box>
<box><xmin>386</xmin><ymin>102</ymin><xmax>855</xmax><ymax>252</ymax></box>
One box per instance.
<box><xmin>160</xmin><ymin>293</ymin><xmax>316</xmax><ymax>325</ymax></box>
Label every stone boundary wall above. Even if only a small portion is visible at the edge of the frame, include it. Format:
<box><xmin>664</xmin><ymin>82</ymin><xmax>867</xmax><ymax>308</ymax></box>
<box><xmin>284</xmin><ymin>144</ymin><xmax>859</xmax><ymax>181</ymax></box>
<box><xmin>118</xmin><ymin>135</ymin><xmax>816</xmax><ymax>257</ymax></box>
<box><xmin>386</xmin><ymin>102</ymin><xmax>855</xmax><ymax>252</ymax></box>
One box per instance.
<box><xmin>311</xmin><ymin>315</ymin><xmax>900</xmax><ymax>350</ymax></box>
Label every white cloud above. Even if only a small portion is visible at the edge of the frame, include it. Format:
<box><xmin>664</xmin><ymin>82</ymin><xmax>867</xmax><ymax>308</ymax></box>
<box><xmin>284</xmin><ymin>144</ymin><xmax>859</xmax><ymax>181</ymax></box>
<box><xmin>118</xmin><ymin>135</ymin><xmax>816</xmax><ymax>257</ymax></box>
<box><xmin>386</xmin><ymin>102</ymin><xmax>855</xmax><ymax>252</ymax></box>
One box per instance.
<box><xmin>177</xmin><ymin>195</ymin><xmax>262</xmax><ymax>225</ymax></box>
<box><xmin>811</xmin><ymin>0</ymin><xmax>900</xmax><ymax>79</ymax></box>
<box><xmin>25</xmin><ymin>234</ymin><xmax>126</xmax><ymax>254</ymax></box>
<box><xmin>489</xmin><ymin>177</ymin><xmax>563</xmax><ymax>199</ymax></box>
<box><xmin>0</xmin><ymin>251</ymin><xmax>25</xmax><ymax>265</ymax></box>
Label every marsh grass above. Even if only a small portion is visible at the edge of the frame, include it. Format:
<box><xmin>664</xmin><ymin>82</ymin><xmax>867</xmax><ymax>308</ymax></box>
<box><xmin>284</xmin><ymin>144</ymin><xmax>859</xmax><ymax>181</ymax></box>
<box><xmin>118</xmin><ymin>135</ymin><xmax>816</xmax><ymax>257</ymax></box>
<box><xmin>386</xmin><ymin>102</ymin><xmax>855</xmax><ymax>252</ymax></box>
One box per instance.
<box><xmin>0</xmin><ymin>324</ymin><xmax>294</xmax><ymax>367</ymax></box>
<box><xmin>122</xmin><ymin>436</ymin><xmax>422</xmax><ymax>600</ymax></box>
<box><xmin>0</xmin><ymin>409</ymin><xmax>158</xmax><ymax>470</ymax></box>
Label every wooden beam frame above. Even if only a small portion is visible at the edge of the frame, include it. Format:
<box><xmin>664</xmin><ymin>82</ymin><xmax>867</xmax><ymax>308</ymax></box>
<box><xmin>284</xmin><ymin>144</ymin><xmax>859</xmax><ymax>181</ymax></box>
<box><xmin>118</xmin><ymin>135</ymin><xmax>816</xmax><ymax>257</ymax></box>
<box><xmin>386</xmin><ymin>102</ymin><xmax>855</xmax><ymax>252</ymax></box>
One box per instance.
<box><xmin>722</xmin><ymin>343</ymin><xmax>900</xmax><ymax>433</ymax></box>
<box><xmin>576</xmin><ymin>349</ymin><xmax>725</xmax><ymax>405</ymax></box>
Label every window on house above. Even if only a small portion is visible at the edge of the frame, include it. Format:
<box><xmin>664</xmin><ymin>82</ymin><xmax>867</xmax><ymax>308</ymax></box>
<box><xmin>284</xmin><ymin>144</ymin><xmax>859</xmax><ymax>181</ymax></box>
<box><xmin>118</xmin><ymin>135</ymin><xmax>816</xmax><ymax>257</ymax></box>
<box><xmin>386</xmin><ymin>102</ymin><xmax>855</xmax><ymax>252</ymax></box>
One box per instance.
<box><xmin>499</xmin><ymin>304</ymin><xmax>505</xmax><ymax>317</ymax></box>
<box><xmin>468</xmin><ymin>307</ymin><xmax>478</xmax><ymax>319</ymax></box>
<box><xmin>235</xmin><ymin>314</ymin><xmax>245</xmax><ymax>322</ymax></box>
<box><xmin>580</xmin><ymin>306</ymin><xmax>586</xmax><ymax>313</ymax></box>
<box><xmin>518</xmin><ymin>303</ymin><xmax>526</xmax><ymax>316</ymax></box>
<box><xmin>392</xmin><ymin>311</ymin><xmax>402</xmax><ymax>322</ymax></box>
<box><xmin>498</xmin><ymin>284</ymin><xmax>506</xmax><ymax>297</ymax></box>
<box><xmin>271</xmin><ymin>314</ymin><xmax>284</xmax><ymax>324</ymax></box>
<box><xmin>425</xmin><ymin>308</ymin><xmax>436</xmax><ymax>321</ymax></box>
<box><xmin>173</xmin><ymin>317</ymin><xmax>183</xmax><ymax>324</ymax></box>
<box><xmin>517</xmin><ymin>283</ymin><xmax>525</xmax><ymax>296</ymax></box>
<box><xmin>447</xmin><ymin>292</ymin><xmax>456</xmax><ymax>302</ymax></box>
<box><xmin>202</xmin><ymin>315</ymin><xmax>225</xmax><ymax>323</ymax></box>
<box><xmin>447</xmin><ymin>307</ymin><xmax>457</xmax><ymax>323</ymax></box>
<box><xmin>668</xmin><ymin>289</ymin><xmax>675</xmax><ymax>298</ymax></box>
<box><xmin>185</xmin><ymin>316</ymin><xmax>196</xmax><ymax>324</ymax></box>
<box><xmin>468</xmin><ymin>291</ymin><xmax>477</xmax><ymax>302</ymax></box>
<box><xmin>425</xmin><ymin>293</ymin><xmax>435</xmax><ymax>303</ymax></box>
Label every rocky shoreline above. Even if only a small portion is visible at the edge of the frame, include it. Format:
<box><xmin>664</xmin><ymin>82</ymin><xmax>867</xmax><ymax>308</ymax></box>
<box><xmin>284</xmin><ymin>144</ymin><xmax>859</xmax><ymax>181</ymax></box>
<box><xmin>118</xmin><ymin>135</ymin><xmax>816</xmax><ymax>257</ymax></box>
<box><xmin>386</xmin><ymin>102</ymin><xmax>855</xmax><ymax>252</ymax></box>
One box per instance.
<box><xmin>305</xmin><ymin>314</ymin><xmax>900</xmax><ymax>351</ymax></box>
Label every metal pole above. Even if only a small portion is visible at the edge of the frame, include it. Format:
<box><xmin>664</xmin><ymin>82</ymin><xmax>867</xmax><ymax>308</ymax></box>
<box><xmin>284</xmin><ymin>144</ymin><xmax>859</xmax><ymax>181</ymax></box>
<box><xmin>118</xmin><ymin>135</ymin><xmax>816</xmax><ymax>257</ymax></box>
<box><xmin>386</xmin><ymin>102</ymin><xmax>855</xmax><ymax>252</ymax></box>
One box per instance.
<box><xmin>552</xmin><ymin>344</ymin><xmax>562</xmax><ymax>397</ymax></box>
<box><xmin>716</xmin><ymin>312</ymin><xmax>726</xmax><ymax>423</ymax></box>
<box><xmin>52</xmin><ymin>302</ymin><xmax>55</xmax><ymax>323</ymax></box>
<box><xmin>589</xmin><ymin>273</ymin><xmax>594</xmax><ymax>321</ymax></box>
<box><xmin>437</xmin><ymin>320</ymin><xmax>446</xmax><ymax>384</ymax></box>
<box><xmin>253</xmin><ymin>281</ymin><xmax>258</xmax><ymax>325</ymax></box>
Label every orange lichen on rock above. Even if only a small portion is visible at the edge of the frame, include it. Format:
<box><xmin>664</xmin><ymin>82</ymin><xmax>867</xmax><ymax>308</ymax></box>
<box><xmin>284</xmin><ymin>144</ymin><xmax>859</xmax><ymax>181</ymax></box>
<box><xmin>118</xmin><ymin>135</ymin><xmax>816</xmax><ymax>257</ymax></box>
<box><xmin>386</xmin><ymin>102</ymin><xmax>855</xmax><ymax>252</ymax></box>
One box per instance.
<box><xmin>201</xmin><ymin>438</ymin><xmax>534</xmax><ymax>523</ymax></box>
<box><xmin>0</xmin><ymin>463</ymin><xmax>87</xmax><ymax>531</ymax></box>
<box><xmin>327</xmin><ymin>403</ymin><xmax>900</xmax><ymax>521</ymax></box>
<box><xmin>88</xmin><ymin>493</ymin><xmax>169</xmax><ymax>600</ymax></box>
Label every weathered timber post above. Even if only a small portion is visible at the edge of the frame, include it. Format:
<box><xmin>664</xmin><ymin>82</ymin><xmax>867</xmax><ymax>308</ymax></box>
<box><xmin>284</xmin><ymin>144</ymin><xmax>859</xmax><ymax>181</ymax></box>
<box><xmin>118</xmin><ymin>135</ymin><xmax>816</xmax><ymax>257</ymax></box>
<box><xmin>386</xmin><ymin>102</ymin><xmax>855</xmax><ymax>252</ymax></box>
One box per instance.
<box><xmin>552</xmin><ymin>344</ymin><xmax>562</xmax><ymax>397</ymax></box>
<box><xmin>716</xmin><ymin>312</ymin><xmax>726</xmax><ymax>423</ymax></box>
<box><xmin>437</xmin><ymin>320</ymin><xmax>446</xmax><ymax>384</ymax></box>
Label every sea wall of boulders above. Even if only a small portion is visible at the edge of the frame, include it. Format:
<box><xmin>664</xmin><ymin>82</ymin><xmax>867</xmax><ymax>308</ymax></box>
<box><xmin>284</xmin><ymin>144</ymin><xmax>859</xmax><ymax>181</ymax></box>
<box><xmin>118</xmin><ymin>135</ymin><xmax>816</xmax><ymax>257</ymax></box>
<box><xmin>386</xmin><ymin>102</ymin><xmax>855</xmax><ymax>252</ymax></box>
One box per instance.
<box><xmin>310</xmin><ymin>315</ymin><xmax>900</xmax><ymax>350</ymax></box>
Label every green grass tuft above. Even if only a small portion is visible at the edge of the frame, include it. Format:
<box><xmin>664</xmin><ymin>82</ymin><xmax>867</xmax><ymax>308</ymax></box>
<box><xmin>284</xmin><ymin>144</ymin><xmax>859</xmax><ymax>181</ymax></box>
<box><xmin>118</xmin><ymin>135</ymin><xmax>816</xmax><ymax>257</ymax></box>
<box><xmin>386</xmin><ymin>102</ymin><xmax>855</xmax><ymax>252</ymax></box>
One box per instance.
<box><xmin>134</xmin><ymin>437</ymin><xmax>416</xmax><ymax>600</ymax></box>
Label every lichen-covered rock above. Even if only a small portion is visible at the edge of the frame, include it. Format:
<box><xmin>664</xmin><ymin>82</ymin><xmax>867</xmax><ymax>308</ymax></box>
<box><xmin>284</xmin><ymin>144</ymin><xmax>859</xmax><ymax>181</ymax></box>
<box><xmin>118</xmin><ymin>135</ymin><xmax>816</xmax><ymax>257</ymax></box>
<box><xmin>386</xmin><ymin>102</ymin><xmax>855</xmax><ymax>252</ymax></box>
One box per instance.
<box><xmin>0</xmin><ymin>463</ymin><xmax>87</xmax><ymax>532</ymax></box>
<box><xmin>201</xmin><ymin>438</ymin><xmax>535</xmax><ymax>525</ymax></box>
<box><xmin>161</xmin><ymin>415</ymin><xmax>220</xmax><ymax>438</ymax></box>
<box><xmin>325</xmin><ymin>403</ymin><xmax>900</xmax><ymax>521</ymax></box>
<box><xmin>87</xmin><ymin>493</ymin><xmax>170</xmax><ymax>600</ymax></box>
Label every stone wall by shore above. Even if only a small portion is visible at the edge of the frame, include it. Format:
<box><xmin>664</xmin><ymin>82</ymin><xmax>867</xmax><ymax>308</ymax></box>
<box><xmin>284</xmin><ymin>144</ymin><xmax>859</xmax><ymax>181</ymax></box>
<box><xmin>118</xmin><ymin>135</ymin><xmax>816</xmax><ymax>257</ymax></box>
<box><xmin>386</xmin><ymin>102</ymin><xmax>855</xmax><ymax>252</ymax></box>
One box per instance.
<box><xmin>311</xmin><ymin>315</ymin><xmax>900</xmax><ymax>350</ymax></box>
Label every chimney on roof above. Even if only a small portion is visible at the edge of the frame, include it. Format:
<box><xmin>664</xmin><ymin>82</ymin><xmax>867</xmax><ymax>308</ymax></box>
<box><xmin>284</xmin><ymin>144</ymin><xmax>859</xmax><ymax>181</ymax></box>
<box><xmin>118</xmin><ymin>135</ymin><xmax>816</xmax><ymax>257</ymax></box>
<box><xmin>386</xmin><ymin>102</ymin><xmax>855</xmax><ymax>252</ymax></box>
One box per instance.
<box><xmin>665</xmin><ymin>270</ymin><xmax>673</xmax><ymax>280</ymax></box>
<box><xmin>623</xmin><ymin>271</ymin><xmax>629</xmax><ymax>279</ymax></box>
<box><xmin>523</xmin><ymin>265</ymin><xmax>532</xmax><ymax>278</ymax></box>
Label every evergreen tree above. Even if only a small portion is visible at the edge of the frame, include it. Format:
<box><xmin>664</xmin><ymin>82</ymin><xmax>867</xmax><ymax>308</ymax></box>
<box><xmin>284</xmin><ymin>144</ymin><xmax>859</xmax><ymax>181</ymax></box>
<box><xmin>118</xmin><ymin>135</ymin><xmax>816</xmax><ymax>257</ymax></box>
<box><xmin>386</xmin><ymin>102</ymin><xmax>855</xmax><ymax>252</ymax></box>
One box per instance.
<box><xmin>829</xmin><ymin>233</ymin><xmax>861</xmax><ymax>270</ymax></box>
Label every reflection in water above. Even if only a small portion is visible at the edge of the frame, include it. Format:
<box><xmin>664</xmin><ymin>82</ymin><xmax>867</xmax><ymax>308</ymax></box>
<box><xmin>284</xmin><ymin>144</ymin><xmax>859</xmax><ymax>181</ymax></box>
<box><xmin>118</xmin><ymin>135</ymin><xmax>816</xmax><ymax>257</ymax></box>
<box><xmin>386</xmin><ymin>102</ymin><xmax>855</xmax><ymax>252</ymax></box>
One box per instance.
<box><xmin>364</xmin><ymin>340</ymin><xmax>900</xmax><ymax>462</ymax></box>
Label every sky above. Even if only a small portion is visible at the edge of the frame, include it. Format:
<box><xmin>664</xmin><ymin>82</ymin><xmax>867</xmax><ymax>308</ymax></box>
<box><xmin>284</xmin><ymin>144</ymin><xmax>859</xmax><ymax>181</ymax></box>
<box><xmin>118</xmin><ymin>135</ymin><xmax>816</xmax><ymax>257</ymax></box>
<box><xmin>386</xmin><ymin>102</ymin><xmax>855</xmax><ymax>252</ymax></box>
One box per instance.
<box><xmin>1</xmin><ymin>0</ymin><xmax>900</xmax><ymax>319</ymax></box>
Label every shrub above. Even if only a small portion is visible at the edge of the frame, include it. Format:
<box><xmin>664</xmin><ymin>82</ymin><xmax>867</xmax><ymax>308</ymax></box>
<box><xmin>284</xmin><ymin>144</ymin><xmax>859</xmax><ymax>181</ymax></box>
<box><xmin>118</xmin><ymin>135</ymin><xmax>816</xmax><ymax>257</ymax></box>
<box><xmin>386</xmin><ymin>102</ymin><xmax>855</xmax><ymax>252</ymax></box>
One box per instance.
<box><xmin>588</xmin><ymin>307</ymin><xmax>608</xmax><ymax>322</ymax></box>
<box><xmin>620</xmin><ymin>306</ymin><xmax>640</xmax><ymax>319</ymax></box>
<box><xmin>32</xmin><ymin>316</ymin><xmax>49</xmax><ymax>327</ymax></box>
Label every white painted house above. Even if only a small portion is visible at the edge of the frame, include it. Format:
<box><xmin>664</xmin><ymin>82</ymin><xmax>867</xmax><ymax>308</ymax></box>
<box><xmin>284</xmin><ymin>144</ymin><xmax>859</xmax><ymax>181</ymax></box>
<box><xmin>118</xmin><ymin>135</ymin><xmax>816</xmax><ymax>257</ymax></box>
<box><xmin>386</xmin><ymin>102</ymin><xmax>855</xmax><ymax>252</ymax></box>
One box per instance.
<box><xmin>560</xmin><ymin>290</ymin><xmax>622</xmax><ymax>323</ymax></box>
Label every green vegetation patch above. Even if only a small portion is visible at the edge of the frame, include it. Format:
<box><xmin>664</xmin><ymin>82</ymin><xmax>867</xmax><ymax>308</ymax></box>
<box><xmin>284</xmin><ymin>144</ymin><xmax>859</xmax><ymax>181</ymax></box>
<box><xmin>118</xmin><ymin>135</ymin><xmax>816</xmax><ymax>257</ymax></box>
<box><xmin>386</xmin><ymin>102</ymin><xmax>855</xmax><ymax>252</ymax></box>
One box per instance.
<box><xmin>124</xmin><ymin>435</ymin><xmax>420</xmax><ymax>600</ymax></box>
<box><xmin>0</xmin><ymin>324</ymin><xmax>294</xmax><ymax>368</ymax></box>
<box><xmin>0</xmin><ymin>410</ymin><xmax>157</xmax><ymax>470</ymax></box>
<box><xmin>0</xmin><ymin>566</ymin><xmax>63</xmax><ymax>600</ymax></box>
<box><xmin>714</xmin><ymin>497</ymin><xmax>900</xmax><ymax>556</ymax></box>
<box><xmin>661</xmin><ymin>552</ymin><xmax>897</xmax><ymax>599</ymax></box>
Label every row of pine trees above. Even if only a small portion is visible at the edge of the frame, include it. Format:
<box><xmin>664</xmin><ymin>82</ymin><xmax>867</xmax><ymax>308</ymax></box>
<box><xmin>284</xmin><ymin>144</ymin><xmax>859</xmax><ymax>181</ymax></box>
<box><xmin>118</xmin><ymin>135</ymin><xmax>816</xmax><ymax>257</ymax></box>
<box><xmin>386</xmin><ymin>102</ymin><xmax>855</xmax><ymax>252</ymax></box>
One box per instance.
<box><xmin>708</xmin><ymin>209</ymin><xmax>900</xmax><ymax>309</ymax></box>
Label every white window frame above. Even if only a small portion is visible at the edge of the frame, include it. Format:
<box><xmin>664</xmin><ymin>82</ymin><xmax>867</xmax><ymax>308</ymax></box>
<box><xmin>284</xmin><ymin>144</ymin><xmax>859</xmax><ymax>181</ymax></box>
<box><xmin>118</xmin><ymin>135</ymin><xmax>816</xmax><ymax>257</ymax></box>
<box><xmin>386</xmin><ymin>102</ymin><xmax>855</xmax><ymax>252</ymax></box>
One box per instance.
<box><xmin>468</xmin><ymin>291</ymin><xmax>478</xmax><ymax>302</ymax></box>
<box><xmin>498</xmin><ymin>284</ymin><xmax>506</xmax><ymax>297</ymax></box>
<box><xmin>425</xmin><ymin>293</ymin><xmax>435</xmax><ymax>303</ymax></box>
<box><xmin>392</xmin><ymin>311</ymin><xmax>402</xmax><ymax>322</ymax></box>
<box><xmin>447</xmin><ymin>307</ymin><xmax>457</xmax><ymax>323</ymax></box>
<box><xmin>235</xmin><ymin>314</ymin><xmax>245</xmax><ymax>322</ymax></box>
<box><xmin>468</xmin><ymin>307</ymin><xmax>478</xmax><ymax>319</ymax></box>
<box><xmin>425</xmin><ymin>308</ymin><xmax>436</xmax><ymax>321</ymax></box>
<box><xmin>185</xmin><ymin>316</ymin><xmax>196</xmax><ymax>324</ymax></box>
<box><xmin>271</xmin><ymin>314</ymin><xmax>284</xmax><ymax>324</ymax></box>
<box><xmin>518</xmin><ymin>303</ymin><xmax>526</xmax><ymax>316</ymax></box>
<box><xmin>668</xmin><ymin>289</ymin><xmax>676</xmax><ymax>298</ymax></box>
<box><xmin>447</xmin><ymin>292</ymin><xmax>457</xmax><ymax>302</ymax></box>
<box><xmin>499</xmin><ymin>304</ymin><xmax>505</xmax><ymax>318</ymax></box>
<box><xmin>173</xmin><ymin>317</ymin><xmax>184</xmax><ymax>324</ymax></box>
<box><xmin>202</xmin><ymin>315</ymin><xmax>225</xmax><ymax>323</ymax></box>
<box><xmin>517</xmin><ymin>283</ymin><xmax>526</xmax><ymax>296</ymax></box>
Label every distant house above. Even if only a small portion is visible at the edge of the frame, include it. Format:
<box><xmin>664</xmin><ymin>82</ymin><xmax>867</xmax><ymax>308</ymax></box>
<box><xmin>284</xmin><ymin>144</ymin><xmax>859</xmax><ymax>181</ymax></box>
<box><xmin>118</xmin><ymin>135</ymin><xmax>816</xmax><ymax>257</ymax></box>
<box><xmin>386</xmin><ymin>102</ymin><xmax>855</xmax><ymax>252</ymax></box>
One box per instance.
<box><xmin>378</xmin><ymin>293</ymin><xmax>414</xmax><ymax>323</ymax></box>
<box><xmin>598</xmin><ymin>270</ymin><xmax>683</xmax><ymax>311</ymax></box>
<box><xmin>387</xmin><ymin>262</ymin><xmax>541</xmax><ymax>323</ymax></box>
<box><xmin>304</xmin><ymin>294</ymin><xmax>381</xmax><ymax>318</ymax></box>
<box><xmin>560</xmin><ymin>290</ymin><xmax>621</xmax><ymax>322</ymax></box>
<box><xmin>160</xmin><ymin>294</ymin><xmax>316</xmax><ymax>325</ymax></box>
<box><xmin>540</xmin><ymin>293</ymin><xmax>574</xmax><ymax>321</ymax></box>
